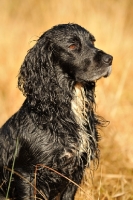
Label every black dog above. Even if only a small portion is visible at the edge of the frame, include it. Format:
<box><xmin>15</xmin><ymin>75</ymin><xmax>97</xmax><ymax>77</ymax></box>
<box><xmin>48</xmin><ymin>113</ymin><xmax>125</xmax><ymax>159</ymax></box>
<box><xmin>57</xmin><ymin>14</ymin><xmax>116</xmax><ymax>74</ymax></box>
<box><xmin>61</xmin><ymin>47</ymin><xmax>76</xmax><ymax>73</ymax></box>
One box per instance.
<box><xmin>0</xmin><ymin>23</ymin><xmax>113</xmax><ymax>200</ymax></box>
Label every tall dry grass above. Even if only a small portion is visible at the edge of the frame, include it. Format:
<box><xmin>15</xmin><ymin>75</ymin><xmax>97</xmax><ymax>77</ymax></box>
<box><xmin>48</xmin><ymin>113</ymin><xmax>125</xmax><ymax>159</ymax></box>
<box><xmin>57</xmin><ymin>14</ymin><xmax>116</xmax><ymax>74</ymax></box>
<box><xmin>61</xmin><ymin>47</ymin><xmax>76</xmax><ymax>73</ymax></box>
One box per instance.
<box><xmin>0</xmin><ymin>0</ymin><xmax>133</xmax><ymax>199</ymax></box>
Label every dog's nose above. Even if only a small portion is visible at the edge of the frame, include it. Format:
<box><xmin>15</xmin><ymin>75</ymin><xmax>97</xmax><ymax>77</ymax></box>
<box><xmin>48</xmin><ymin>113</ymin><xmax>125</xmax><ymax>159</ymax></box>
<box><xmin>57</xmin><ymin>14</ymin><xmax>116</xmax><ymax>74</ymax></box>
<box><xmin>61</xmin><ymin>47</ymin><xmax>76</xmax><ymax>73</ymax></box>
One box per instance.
<box><xmin>102</xmin><ymin>54</ymin><xmax>113</xmax><ymax>65</ymax></box>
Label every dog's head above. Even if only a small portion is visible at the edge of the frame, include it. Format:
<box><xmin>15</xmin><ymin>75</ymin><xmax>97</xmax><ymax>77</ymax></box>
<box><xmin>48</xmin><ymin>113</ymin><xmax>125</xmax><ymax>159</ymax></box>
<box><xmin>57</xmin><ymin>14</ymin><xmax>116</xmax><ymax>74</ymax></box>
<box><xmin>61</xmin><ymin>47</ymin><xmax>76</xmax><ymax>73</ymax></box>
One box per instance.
<box><xmin>43</xmin><ymin>23</ymin><xmax>113</xmax><ymax>83</ymax></box>
<box><xmin>18</xmin><ymin>23</ymin><xmax>113</xmax><ymax>98</ymax></box>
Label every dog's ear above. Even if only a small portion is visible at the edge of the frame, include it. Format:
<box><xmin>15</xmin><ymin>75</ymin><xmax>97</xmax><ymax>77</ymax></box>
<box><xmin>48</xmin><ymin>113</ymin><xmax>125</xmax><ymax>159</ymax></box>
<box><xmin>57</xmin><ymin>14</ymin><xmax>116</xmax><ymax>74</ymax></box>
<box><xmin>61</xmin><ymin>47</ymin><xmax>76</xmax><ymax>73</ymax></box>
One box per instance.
<box><xmin>18</xmin><ymin>37</ymin><xmax>53</xmax><ymax>103</ymax></box>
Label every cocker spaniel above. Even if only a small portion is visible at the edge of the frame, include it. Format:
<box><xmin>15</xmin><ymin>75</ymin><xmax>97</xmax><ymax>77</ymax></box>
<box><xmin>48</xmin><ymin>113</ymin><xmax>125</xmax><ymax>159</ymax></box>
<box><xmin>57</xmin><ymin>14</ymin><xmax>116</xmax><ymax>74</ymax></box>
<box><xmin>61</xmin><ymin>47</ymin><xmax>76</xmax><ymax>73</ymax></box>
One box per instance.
<box><xmin>0</xmin><ymin>23</ymin><xmax>113</xmax><ymax>200</ymax></box>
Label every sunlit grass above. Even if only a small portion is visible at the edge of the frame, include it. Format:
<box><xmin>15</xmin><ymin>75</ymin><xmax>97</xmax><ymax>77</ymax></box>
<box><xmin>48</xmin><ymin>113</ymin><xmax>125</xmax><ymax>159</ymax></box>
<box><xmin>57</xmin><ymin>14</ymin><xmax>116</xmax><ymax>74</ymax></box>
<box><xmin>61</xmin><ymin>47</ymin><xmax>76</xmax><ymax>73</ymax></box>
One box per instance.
<box><xmin>0</xmin><ymin>0</ymin><xmax>133</xmax><ymax>199</ymax></box>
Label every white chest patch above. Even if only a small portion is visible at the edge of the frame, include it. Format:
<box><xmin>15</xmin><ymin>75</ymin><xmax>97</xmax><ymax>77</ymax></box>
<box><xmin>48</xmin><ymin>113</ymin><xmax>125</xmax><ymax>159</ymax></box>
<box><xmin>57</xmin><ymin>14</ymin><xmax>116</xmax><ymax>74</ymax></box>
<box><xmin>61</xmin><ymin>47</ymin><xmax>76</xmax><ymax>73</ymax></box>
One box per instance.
<box><xmin>71</xmin><ymin>83</ymin><xmax>94</xmax><ymax>164</ymax></box>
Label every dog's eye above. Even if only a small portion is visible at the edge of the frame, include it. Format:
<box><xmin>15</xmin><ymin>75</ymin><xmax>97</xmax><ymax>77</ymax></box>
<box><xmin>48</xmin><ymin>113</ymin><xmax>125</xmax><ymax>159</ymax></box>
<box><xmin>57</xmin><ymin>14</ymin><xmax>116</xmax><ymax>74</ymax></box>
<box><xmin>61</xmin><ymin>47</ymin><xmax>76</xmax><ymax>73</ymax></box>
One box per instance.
<box><xmin>69</xmin><ymin>44</ymin><xmax>77</xmax><ymax>50</ymax></box>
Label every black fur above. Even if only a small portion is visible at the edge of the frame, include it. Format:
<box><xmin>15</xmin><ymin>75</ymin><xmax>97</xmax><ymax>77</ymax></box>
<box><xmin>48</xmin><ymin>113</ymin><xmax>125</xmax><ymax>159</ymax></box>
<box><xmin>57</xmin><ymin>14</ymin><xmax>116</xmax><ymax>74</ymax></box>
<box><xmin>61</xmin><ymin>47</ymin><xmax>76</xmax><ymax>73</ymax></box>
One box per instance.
<box><xmin>0</xmin><ymin>23</ymin><xmax>113</xmax><ymax>200</ymax></box>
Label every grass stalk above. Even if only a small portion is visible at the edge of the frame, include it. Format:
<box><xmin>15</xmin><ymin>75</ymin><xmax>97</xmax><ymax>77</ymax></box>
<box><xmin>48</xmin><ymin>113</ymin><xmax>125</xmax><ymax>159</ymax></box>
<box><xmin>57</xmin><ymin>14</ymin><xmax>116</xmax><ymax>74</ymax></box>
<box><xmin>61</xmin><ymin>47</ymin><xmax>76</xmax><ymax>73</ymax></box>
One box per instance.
<box><xmin>5</xmin><ymin>137</ymin><xmax>19</xmax><ymax>199</ymax></box>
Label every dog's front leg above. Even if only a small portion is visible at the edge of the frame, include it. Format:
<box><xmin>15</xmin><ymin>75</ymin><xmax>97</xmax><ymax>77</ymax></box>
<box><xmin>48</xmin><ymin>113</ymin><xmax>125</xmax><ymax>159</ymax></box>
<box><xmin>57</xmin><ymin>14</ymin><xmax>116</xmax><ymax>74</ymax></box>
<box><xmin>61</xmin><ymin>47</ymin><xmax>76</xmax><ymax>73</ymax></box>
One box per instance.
<box><xmin>14</xmin><ymin>170</ymin><xmax>34</xmax><ymax>200</ymax></box>
<box><xmin>60</xmin><ymin>168</ymin><xmax>84</xmax><ymax>200</ymax></box>
<box><xmin>60</xmin><ymin>182</ymin><xmax>78</xmax><ymax>200</ymax></box>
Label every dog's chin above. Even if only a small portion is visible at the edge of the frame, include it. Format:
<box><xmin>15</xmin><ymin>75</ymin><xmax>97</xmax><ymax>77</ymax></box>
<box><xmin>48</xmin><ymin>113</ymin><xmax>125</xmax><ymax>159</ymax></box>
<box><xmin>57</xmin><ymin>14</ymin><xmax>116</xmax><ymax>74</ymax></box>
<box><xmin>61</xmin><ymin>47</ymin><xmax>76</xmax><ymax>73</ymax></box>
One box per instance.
<box><xmin>103</xmin><ymin>66</ymin><xmax>112</xmax><ymax>78</ymax></box>
<box><xmin>75</xmin><ymin>66</ymin><xmax>112</xmax><ymax>84</ymax></box>
<box><xmin>93</xmin><ymin>65</ymin><xmax>112</xmax><ymax>81</ymax></box>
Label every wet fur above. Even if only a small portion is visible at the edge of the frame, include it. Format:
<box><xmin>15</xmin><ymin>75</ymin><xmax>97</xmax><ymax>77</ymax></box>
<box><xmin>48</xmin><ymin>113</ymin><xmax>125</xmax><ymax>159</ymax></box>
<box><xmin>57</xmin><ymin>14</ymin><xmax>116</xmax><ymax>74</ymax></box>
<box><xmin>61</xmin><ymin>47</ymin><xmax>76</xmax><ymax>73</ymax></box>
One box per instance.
<box><xmin>0</xmin><ymin>23</ymin><xmax>113</xmax><ymax>199</ymax></box>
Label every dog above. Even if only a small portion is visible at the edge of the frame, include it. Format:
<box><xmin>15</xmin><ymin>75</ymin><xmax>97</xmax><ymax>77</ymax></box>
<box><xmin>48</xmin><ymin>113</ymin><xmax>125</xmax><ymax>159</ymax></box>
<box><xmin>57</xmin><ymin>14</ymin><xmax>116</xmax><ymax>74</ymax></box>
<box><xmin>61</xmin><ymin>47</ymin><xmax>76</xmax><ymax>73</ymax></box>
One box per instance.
<box><xmin>0</xmin><ymin>23</ymin><xmax>113</xmax><ymax>199</ymax></box>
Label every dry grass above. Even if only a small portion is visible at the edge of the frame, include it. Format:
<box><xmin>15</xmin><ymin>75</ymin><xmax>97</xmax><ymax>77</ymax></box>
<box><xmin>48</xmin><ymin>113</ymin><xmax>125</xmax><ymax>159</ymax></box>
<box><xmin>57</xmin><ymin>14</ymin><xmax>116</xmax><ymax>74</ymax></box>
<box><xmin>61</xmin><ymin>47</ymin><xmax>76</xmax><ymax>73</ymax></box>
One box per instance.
<box><xmin>0</xmin><ymin>0</ymin><xmax>133</xmax><ymax>199</ymax></box>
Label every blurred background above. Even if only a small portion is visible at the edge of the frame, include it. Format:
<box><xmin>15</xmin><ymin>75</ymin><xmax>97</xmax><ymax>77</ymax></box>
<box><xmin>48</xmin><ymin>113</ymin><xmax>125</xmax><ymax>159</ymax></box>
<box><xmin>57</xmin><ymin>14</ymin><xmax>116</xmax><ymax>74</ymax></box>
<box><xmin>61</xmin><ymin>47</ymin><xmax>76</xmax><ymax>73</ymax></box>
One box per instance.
<box><xmin>0</xmin><ymin>0</ymin><xmax>133</xmax><ymax>199</ymax></box>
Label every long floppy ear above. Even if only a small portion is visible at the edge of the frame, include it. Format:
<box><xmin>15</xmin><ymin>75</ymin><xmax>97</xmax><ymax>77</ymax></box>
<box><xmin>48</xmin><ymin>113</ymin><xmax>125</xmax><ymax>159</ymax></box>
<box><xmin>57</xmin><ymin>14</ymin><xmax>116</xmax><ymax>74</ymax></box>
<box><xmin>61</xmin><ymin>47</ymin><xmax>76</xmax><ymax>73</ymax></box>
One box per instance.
<box><xmin>18</xmin><ymin>36</ymin><xmax>54</xmax><ymax>107</ymax></box>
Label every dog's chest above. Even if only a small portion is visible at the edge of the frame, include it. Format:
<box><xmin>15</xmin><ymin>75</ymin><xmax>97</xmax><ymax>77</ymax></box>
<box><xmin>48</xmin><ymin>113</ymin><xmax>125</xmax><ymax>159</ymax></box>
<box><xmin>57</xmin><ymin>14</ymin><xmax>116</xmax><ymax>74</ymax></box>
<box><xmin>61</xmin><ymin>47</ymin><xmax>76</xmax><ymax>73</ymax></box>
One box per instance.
<box><xmin>71</xmin><ymin>84</ymin><xmax>91</xmax><ymax>159</ymax></box>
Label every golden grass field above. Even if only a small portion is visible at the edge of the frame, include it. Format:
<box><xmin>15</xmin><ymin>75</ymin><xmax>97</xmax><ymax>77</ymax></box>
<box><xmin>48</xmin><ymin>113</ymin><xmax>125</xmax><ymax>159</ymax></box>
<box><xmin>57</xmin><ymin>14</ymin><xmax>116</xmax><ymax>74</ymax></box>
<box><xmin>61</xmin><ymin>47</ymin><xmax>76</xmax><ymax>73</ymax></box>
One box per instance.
<box><xmin>0</xmin><ymin>0</ymin><xmax>133</xmax><ymax>199</ymax></box>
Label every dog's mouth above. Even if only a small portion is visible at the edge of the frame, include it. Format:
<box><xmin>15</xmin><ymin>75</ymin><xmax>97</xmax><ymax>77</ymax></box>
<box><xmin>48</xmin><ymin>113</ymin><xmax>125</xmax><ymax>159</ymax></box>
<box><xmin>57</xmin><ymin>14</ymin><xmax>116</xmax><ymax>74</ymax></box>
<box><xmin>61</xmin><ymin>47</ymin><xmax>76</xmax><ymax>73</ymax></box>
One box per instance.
<box><xmin>93</xmin><ymin>65</ymin><xmax>112</xmax><ymax>81</ymax></box>
<box><xmin>75</xmin><ymin>65</ymin><xmax>112</xmax><ymax>85</ymax></box>
<box><xmin>103</xmin><ymin>65</ymin><xmax>112</xmax><ymax>78</ymax></box>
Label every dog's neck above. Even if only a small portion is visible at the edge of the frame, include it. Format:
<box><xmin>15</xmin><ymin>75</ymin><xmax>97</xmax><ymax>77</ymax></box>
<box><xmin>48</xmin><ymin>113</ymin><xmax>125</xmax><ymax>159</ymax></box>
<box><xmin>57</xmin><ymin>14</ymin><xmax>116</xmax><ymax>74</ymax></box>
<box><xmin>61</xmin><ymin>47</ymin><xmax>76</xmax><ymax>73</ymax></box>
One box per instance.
<box><xmin>71</xmin><ymin>82</ymin><xmax>97</xmax><ymax>165</ymax></box>
<box><xmin>72</xmin><ymin>82</ymin><xmax>94</xmax><ymax>127</ymax></box>
<box><xmin>71</xmin><ymin>82</ymin><xmax>87</xmax><ymax>126</ymax></box>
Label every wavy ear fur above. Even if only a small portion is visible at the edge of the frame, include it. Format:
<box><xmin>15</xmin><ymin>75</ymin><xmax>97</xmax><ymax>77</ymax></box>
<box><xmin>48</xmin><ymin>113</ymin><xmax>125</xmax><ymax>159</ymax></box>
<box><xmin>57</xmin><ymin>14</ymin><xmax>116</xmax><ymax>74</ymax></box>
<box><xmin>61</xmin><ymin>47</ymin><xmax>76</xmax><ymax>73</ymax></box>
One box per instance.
<box><xmin>18</xmin><ymin>37</ymin><xmax>53</xmax><ymax>103</ymax></box>
<box><xmin>18</xmin><ymin>35</ymin><xmax>75</xmax><ymax>128</ymax></box>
